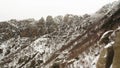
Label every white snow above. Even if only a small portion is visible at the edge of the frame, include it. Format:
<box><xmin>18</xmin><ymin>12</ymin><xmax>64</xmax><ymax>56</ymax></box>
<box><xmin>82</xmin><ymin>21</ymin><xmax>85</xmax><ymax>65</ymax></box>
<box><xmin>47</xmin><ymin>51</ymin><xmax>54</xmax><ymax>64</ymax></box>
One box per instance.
<box><xmin>7</xmin><ymin>21</ymin><xmax>18</xmax><ymax>28</ymax></box>
<box><xmin>67</xmin><ymin>59</ymin><xmax>75</xmax><ymax>63</ymax></box>
<box><xmin>0</xmin><ymin>38</ymin><xmax>14</xmax><ymax>60</ymax></box>
<box><xmin>31</xmin><ymin>37</ymin><xmax>48</xmax><ymax>53</ymax></box>
<box><xmin>100</xmin><ymin>30</ymin><xmax>113</xmax><ymax>41</ymax></box>
<box><xmin>110</xmin><ymin>64</ymin><xmax>113</xmax><ymax>68</ymax></box>
<box><xmin>91</xmin><ymin>55</ymin><xmax>100</xmax><ymax>68</ymax></box>
<box><xmin>104</xmin><ymin>41</ymin><xmax>114</xmax><ymax>48</ymax></box>
<box><xmin>117</xmin><ymin>26</ymin><xmax>120</xmax><ymax>30</ymax></box>
<box><xmin>104</xmin><ymin>53</ymin><xmax>107</xmax><ymax>58</ymax></box>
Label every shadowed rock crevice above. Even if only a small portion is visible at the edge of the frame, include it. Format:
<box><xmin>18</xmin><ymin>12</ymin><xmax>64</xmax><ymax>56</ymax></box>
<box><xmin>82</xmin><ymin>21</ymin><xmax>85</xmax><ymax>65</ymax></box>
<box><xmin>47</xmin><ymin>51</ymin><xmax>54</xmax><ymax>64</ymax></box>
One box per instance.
<box><xmin>96</xmin><ymin>45</ymin><xmax>114</xmax><ymax>68</ymax></box>
<box><xmin>105</xmin><ymin>46</ymin><xmax>114</xmax><ymax>68</ymax></box>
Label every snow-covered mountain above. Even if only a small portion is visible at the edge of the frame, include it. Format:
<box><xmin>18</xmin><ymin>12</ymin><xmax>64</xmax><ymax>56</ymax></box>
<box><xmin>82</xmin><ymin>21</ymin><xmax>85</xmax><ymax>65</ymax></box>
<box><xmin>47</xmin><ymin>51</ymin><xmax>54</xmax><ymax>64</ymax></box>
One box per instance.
<box><xmin>0</xmin><ymin>0</ymin><xmax>120</xmax><ymax>68</ymax></box>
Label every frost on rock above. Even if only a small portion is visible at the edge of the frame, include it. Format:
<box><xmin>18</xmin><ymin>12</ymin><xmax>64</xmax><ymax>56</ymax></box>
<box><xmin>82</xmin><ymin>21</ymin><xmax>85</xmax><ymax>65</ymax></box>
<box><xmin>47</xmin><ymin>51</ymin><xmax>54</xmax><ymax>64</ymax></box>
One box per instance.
<box><xmin>91</xmin><ymin>55</ymin><xmax>100</xmax><ymax>68</ymax></box>
<box><xmin>104</xmin><ymin>41</ymin><xmax>114</xmax><ymax>48</ymax></box>
<box><xmin>0</xmin><ymin>0</ymin><xmax>120</xmax><ymax>68</ymax></box>
<box><xmin>100</xmin><ymin>30</ymin><xmax>113</xmax><ymax>41</ymax></box>
<box><xmin>31</xmin><ymin>37</ymin><xmax>48</xmax><ymax>53</ymax></box>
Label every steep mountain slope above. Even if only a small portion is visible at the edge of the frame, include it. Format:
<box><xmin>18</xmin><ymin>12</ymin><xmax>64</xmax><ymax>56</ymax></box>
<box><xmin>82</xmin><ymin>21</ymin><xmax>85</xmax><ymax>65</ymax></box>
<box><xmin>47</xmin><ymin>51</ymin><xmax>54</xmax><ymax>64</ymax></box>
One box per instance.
<box><xmin>0</xmin><ymin>0</ymin><xmax>120</xmax><ymax>68</ymax></box>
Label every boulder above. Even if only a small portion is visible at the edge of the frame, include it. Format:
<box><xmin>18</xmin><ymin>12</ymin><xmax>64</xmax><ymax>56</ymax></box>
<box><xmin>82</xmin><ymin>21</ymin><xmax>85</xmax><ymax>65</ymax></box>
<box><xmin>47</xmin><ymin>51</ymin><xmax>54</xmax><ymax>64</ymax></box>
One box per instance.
<box><xmin>112</xmin><ymin>31</ymin><xmax>120</xmax><ymax>68</ymax></box>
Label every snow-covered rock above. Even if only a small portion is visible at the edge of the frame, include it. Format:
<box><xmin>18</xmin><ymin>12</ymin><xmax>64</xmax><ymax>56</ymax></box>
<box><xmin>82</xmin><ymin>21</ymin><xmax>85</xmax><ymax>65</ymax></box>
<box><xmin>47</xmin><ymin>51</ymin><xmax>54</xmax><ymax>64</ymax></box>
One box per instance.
<box><xmin>0</xmin><ymin>0</ymin><xmax>120</xmax><ymax>68</ymax></box>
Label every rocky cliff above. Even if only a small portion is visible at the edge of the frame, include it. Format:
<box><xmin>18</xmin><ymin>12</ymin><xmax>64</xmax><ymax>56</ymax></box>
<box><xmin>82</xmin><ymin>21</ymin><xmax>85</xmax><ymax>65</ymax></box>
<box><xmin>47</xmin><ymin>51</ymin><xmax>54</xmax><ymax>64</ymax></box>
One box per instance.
<box><xmin>0</xmin><ymin>0</ymin><xmax>120</xmax><ymax>68</ymax></box>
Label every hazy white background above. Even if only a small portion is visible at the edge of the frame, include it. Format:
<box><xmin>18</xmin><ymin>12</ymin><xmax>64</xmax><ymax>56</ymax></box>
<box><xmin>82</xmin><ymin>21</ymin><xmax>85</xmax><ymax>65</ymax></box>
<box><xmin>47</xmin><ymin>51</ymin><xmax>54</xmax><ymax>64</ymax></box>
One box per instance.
<box><xmin>0</xmin><ymin>0</ymin><xmax>117</xmax><ymax>21</ymax></box>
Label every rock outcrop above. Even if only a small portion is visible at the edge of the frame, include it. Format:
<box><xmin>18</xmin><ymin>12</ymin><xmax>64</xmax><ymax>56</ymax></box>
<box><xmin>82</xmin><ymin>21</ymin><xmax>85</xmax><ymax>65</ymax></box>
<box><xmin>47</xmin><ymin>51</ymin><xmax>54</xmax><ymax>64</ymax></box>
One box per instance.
<box><xmin>97</xmin><ymin>29</ymin><xmax>120</xmax><ymax>68</ymax></box>
<box><xmin>0</xmin><ymin>0</ymin><xmax>120</xmax><ymax>68</ymax></box>
<box><xmin>112</xmin><ymin>31</ymin><xmax>120</xmax><ymax>68</ymax></box>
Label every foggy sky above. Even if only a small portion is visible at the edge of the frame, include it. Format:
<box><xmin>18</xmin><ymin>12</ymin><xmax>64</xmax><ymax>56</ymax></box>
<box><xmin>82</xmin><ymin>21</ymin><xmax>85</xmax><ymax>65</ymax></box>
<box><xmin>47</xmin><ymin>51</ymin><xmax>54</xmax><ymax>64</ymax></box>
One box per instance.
<box><xmin>0</xmin><ymin>0</ymin><xmax>117</xmax><ymax>21</ymax></box>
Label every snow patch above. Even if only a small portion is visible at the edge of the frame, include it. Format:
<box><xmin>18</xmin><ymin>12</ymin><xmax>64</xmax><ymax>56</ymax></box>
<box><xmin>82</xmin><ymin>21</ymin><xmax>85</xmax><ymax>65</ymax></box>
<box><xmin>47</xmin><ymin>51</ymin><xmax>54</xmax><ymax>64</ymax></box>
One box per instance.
<box><xmin>7</xmin><ymin>21</ymin><xmax>18</xmax><ymax>28</ymax></box>
<box><xmin>110</xmin><ymin>64</ymin><xmax>113</xmax><ymax>68</ymax></box>
<box><xmin>91</xmin><ymin>55</ymin><xmax>100</xmax><ymax>68</ymax></box>
<box><xmin>104</xmin><ymin>41</ymin><xmax>114</xmax><ymax>48</ymax></box>
<box><xmin>31</xmin><ymin>37</ymin><xmax>48</xmax><ymax>53</ymax></box>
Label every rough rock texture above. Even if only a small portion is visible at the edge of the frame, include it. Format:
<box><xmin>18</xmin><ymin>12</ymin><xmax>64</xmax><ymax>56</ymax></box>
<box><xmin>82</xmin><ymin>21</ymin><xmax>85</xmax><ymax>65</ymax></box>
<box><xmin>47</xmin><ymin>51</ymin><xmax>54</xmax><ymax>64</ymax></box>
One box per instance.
<box><xmin>97</xmin><ymin>29</ymin><xmax>120</xmax><ymax>68</ymax></box>
<box><xmin>0</xmin><ymin>0</ymin><xmax>120</xmax><ymax>68</ymax></box>
<box><xmin>112</xmin><ymin>31</ymin><xmax>120</xmax><ymax>68</ymax></box>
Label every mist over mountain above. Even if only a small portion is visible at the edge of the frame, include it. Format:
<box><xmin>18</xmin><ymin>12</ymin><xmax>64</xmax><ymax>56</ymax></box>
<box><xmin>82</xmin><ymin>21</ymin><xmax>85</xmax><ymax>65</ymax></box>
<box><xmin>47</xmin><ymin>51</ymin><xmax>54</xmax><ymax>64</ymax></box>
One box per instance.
<box><xmin>0</xmin><ymin>0</ymin><xmax>120</xmax><ymax>68</ymax></box>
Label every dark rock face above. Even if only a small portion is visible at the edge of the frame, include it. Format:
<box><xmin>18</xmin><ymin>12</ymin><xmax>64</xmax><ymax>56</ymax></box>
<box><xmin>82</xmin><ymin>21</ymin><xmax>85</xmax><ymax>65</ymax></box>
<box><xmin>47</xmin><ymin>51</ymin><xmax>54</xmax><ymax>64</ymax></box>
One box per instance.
<box><xmin>96</xmin><ymin>45</ymin><xmax>114</xmax><ymax>68</ymax></box>
<box><xmin>0</xmin><ymin>49</ymin><xmax>3</xmax><ymax>54</ymax></box>
<box><xmin>19</xmin><ymin>28</ymin><xmax>39</xmax><ymax>37</ymax></box>
<box><xmin>0</xmin><ymin>22</ymin><xmax>16</xmax><ymax>42</ymax></box>
<box><xmin>0</xmin><ymin>1</ymin><xmax>120</xmax><ymax>68</ymax></box>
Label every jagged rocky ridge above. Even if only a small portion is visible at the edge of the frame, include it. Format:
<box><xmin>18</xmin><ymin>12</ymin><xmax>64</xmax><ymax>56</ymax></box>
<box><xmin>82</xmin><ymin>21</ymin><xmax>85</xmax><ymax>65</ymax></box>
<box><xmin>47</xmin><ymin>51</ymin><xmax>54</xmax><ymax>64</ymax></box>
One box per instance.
<box><xmin>0</xmin><ymin>1</ymin><xmax>120</xmax><ymax>68</ymax></box>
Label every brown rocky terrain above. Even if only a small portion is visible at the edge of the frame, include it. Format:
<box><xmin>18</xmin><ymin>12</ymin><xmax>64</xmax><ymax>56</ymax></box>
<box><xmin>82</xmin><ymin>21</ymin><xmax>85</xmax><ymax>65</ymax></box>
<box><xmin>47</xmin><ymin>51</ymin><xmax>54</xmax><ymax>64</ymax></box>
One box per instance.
<box><xmin>0</xmin><ymin>0</ymin><xmax>120</xmax><ymax>68</ymax></box>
